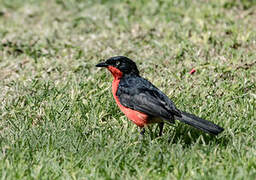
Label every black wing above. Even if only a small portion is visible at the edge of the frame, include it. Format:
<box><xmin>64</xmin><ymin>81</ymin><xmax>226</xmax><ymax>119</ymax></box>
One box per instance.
<box><xmin>116</xmin><ymin>75</ymin><xmax>181</xmax><ymax>121</ymax></box>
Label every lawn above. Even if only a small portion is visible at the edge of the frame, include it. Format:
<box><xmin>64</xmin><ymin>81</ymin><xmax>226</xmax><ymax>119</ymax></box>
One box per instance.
<box><xmin>0</xmin><ymin>0</ymin><xmax>256</xmax><ymax>179</ymax></box>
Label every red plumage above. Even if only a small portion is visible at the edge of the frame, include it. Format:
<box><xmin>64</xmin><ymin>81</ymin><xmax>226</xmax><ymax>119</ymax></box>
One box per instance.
<box><xmin>108</xmin><ymin>66</ymin><xmax>149</xmax><ymax>128</ymax></box>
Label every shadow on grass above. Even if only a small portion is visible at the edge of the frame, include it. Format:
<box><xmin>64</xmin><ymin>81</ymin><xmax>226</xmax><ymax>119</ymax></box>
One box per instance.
<box><xmin>149</xmin><ymin>124</ymin><xmax>230</xmax><ymax>148</ymax></box>
<box><xmin>82</xmin><ymin>122</ymin><xmax>230</xmax><ymax>149</ymax></box>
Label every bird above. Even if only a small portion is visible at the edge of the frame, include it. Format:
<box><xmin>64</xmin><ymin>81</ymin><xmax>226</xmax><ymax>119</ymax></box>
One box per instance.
<box><xmin>96</xmin><ymin>56</ymin><xmax>224</xmax><ymax>136</ymax></box>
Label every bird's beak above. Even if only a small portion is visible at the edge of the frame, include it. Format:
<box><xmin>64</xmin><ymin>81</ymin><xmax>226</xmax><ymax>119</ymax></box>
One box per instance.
<box><xmin>96</xmin><ymin>62</ymin><xmax>108</xmax><ymax>67</ymax></box>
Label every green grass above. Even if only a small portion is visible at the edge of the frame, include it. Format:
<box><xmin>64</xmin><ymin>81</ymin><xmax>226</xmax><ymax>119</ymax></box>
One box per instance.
<box><xmin>0</xmin><ymin>0</ymin><xmax>256</xmax><ymax>179</ymax></box>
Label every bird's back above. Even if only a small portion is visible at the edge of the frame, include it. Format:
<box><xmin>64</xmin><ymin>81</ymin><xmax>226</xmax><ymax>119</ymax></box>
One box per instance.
<box><xmin>116</xmin><ymin>74</ymin><xmax>181</xmax><ymax>121</ymax></box>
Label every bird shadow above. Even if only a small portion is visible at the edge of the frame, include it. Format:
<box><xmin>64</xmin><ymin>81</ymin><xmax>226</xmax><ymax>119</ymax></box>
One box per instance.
<box><xmin>147</xmin><ymin>124</ymin><xmax>229</xmax><ymax>148</ymax></box>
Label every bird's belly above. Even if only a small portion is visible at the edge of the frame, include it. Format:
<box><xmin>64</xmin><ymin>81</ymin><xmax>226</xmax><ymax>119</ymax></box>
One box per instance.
<box><xmin>112</xmin><ymin>79</ymin><xmax>162</xmax><ymax>127</ymax></box>
<box><xmin>119</xmin><ymin>106</ymin><xmax>149</xmax><ymax>127</ymax></box>
<box><xmin>112</xmin><ymin>94</ymin><xmax>147</xmax><ymax>127</ymax></box>
<box><xmin>117</xmin><ymin>102</ymin><xmax>163</xmax><ymax>127</ymax></box>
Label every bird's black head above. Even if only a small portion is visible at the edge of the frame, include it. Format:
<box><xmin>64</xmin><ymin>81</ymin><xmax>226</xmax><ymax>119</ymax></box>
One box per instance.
<box><xmin>96</xmin><ymin>56</ymin><xmax>139</xmax><ymax>76</ymax></box>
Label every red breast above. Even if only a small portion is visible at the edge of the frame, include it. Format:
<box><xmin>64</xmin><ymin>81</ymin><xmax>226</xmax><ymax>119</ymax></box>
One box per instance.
<box><xmin>107</xmin><ymin>66</ymin><xmax>149</xmax><ymax>127</ymax></box>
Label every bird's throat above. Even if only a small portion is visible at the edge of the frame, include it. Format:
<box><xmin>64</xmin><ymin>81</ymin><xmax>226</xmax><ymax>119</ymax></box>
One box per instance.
<box><xmin>107</xmin><ymin>66</ymin><xmax>123</xmax><ymax>79</ymax></box>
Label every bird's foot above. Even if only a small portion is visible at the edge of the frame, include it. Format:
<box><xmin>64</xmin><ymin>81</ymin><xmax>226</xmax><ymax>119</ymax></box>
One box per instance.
<box><xmin>158</xmin><ymin>122</ymin><xmax>164</xmax><ymax>137</ymax></box>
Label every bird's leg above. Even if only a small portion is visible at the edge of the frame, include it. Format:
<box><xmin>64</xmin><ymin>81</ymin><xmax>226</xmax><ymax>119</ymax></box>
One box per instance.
<box><xmin>139</xmin><ymin>127</ymin><xmax>146</xmax><ymax>141</ymax></box>
<box><xmin>140</xmin><ymin>127</ymin><xmax>145</xmax><ymax>135</ymax></box>
<box><xmin>158</xmin><ymin>122</ymin><xmax>164</xmax><ymax>136</ymax></box>
<box><xmin>170</xmin><ymin>115</ymin><xmax>175</xmax><ymax>124</ymax></box>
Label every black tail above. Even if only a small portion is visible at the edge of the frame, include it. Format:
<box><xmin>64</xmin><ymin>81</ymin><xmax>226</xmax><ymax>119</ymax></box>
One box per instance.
<box><xmin>175</xmin><ymin>111</ymin><xmax>224</xmax><ymax>135</ymax></box>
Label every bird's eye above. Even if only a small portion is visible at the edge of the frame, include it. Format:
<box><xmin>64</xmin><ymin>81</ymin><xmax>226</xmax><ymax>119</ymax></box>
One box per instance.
<box><xmin>115</xmin><ymin>61</ymin><xmax>120</xmax><ymax>66</ymax></box>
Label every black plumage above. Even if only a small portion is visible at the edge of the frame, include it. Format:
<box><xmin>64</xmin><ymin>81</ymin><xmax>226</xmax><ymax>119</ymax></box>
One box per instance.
<box><xmin>96</xmin><ymin>56</ymin><xmax>224</xmax><ymax>135</ymax></box>
<box><xmin>117</xmin><ymin>74</ymin><xmax>181</xmax><ymax>122</ymax></box>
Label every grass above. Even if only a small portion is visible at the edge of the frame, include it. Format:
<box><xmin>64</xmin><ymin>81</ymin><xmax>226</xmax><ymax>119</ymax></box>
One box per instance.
<box><xmin>0</xmin><ymin>0</ymin><xmax>256</xmax><ymax>179</ymax></box>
